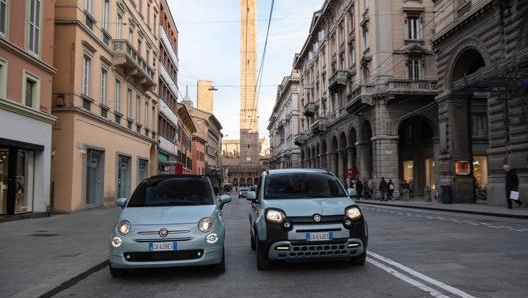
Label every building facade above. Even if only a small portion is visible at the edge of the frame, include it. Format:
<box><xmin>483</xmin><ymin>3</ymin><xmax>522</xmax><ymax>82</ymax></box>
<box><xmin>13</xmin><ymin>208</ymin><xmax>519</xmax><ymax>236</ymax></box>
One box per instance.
<box><xmin>52</xmin><ymin>0</ymin><xmax>159</xmax><ymax>212</ymax></box>
<box><xmin>268</xmin><ymin>70</ymin><xmax>302</xmax><ymax>169</ymax></box>
<box><xmin>175</xmin><ymin>101</ymin><xmax>195</xmax><ymax>174</ymax></box>
<box><xmin>183</xmin><ymin>101</ymin><xmax>224</xmax><ymax>188</ymax></box>
<box><xmin>221</xmin><ymin>137</ymin><xmax>270</xmax><ymax>188</ymax></box>
<box><xmin>291</xmin><ymin>0</ymin><xmax>438</xmax><ymax>197</ymax></box>
<box><xmin>0</xmin><ymin>0</ymin><xmax>57</xmax><ymax>215</ymax></box>
<box><xmin>432</xmin><ymin>0</ymin><xmax>528</xmax><ymax>205</ymax></box>
<box><xmin>157</xmin><ymin>0</ymin><xmax>181</xmax><ymax>175</ymax></box>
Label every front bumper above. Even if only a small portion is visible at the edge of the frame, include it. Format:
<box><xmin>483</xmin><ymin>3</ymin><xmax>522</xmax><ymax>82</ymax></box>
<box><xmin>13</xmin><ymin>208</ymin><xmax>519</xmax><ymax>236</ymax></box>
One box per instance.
<box><xmin>109</xmin><ymin>231</ymin><xmax>224</xmax><ymax>269</ymax></box>
<box><xmin>259</xmin><ymin>219</ymin><xmax>368</xmax><ymax>262</ymax></box>
<box><xmin>267</xmin><ymin>238</ymin><xmax>365</xmax><ymax>261</ymax></box>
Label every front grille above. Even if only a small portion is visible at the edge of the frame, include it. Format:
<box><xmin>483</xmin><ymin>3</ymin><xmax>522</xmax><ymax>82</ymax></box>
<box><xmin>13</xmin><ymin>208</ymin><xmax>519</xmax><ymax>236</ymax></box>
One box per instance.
<box><xmin>123</xmin><ymin>250</ymin><xmax>204</xmax><ymax>262</ymax></box>
<box><xmin>289</xmin><ymin>215</ymin><xmax>344</xmax><ymax>224</ymax></box>
<box><xmin>285</xmin><ymin>240</ymin><xmax>358</xmax><ymax>258</ymax></box>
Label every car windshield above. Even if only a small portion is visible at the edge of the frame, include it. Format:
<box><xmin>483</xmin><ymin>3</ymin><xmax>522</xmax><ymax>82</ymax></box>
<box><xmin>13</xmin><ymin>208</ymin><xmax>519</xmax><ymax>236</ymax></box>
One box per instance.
<box><xmin>127</xmin><ymin>177</ymin><xmax>214</xmax><ymax>207</ymax></box>
<box><xmin>264</xmin><ymin>172</ymin><xmax>347</xmax><ymax>199</ymax></box>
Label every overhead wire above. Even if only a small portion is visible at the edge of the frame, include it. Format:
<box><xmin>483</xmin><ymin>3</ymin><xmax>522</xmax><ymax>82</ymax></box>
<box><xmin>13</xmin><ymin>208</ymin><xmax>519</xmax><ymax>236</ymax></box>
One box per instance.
<box><xmin>249</xmin><ymin>0</ymin><xmax>276</xmax><ymax>134</ymax></box>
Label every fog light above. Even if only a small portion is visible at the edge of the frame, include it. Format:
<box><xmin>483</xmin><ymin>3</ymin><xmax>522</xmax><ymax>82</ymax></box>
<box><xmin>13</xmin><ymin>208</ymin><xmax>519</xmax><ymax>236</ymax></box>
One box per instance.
<box><xmin>344</xmin><ymin>219</ymin><xmax>352</xmax><ymax>227</ymax></box>
<box><xmin>111</xmin><ymin>237</ymin><xmax>122</xmax><ymax>248</ymax></box>
<box><xmin>347</xmin><ymin>242</ymin><xmax>360</xmax><ymax>248</ymax></box>
<box><xmin>206</xmin><ymin>233</ymin><xmax>219</xmax><ymax>244</ymax></box>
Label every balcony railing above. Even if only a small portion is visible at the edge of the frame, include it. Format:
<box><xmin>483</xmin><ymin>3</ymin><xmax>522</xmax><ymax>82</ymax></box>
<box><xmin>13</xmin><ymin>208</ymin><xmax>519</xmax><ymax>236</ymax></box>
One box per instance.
<box><xmin>303</xmin><ymin>102</ymin><xmax>318</xmax><ymax>117</ymax></box>
<box><xmin>383</xmin><ymin>79</ymin><xmax>437</xmax><ymax>95</ymax></box>
<box><xmin>112</xmin><ymin>39</ymin><xmax>156</xmax><ymax>91</ymax></box>
<box><xmin>329</xmin><ymin>70</ymin><xmax>349</xmax><ymax>92</ymax></box>
<box><xmin>293</xmin><ymin>134</ymin><xmax>306</xmax><ymax>146</ymax></box>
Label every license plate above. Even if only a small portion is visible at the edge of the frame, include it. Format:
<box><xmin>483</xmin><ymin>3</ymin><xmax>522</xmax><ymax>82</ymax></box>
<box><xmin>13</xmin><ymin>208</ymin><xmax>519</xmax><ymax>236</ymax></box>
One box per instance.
<box><xmin>306</xmin><ymin>232</ymin><xmax>333</xmax><ymax>242</ymax></box>
<box><xmin>148</xmin><ymin>242</ymin><xmax>177</xmax><ymax>251</ymax></box>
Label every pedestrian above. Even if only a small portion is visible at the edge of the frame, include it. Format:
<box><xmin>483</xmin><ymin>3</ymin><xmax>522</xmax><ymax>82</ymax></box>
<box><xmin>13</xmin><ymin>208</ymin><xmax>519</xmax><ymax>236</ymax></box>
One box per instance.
<box><xmin>504</xmin><ymin>164</ymin><xmax>523</xmax><ymax>209</ymax></box>
<box><xmin>408</xmin><ymin>180</ymin><xmax>414</xmax><ymax>199</ymax></box>
<box><xmin>355</xmin><ymin>178</ymin><xmax>363</xmax><ymax>199</ymax></box>
<box><xmin>387</xmin><ymin>178</ymin><xmax>395</xmax><ymax>200</ymax></box>
<box><xmin>379</xmin><ymin>177</ymin><xmax>388</xmax><ymax>201</ymax></box>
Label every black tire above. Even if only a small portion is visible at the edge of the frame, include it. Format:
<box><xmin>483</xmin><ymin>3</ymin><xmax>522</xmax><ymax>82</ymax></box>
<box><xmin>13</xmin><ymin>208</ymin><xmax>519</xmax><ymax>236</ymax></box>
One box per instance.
<box><xmin>350</xmin><ymin>250</ymin><xmax>367</xmax><ymax>266</ymax></box>
<box><xmin>109</xmin><ymin>264</ymin><xmax>127</xmax><ymax>278</ymax></box>
<box><xmin>256</xmin><ymin>241</ymin><xmax>271</xmax><ymax>270</ymax></box>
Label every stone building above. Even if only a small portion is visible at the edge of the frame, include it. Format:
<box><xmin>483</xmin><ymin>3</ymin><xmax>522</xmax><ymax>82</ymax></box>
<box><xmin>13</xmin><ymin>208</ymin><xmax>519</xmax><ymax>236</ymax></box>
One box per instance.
<box><xmin>292</xmin><ymin>0</ymin><xmax>437</xmax><ymax>197</ymax></box>
<box><xmin>157</xmin><ymin>0</ymin><xmax>181</xmax><ymax>175</ymax></box>
<box><xmin>183</xmin><ymin>86</ymin><xmax>224</xmax><ymax>188</ymax></box>
<box><xmin>221</xmin><ymin>137</ymin><xmax>270</xmax><ymax>188</ymax></box>
<box><xmin>0</xmin><ymin>0</ymin><xmax>56</xmax><ymax>215</ymax></box>
<box><xmin>268</xmin><ymin>70</ymin><xmax>302</xmax><ymax>169</ymax></box>
<box><xmin>52</xmin><ymin>0</ymin><xmax>159</xmax><ymax>212</ymax></box>
<box><xmin>432</xmin><ymin>0</ymin><xmax>528</xmax><ymax>205</ymax></box>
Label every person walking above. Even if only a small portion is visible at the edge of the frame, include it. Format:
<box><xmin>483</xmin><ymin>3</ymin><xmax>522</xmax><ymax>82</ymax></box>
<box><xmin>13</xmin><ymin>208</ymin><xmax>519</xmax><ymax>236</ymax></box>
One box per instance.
<box><xmin>379</xmin><ymin>177</ymin><xmax>388</xmax><ymax>201</ymax></box>
<box><xmin>387</xmin><ymin>179</ymin><xmax>395</xmax><ymax>200</ymax></box>
<box><xmin>504</xmin><ymin>164</ymin><xmax>523</xmax><ymax>209</ymax></box>
<box><xmin>355</xmin><ymin>178</ymin><xmax>363</xmax><ymax>199</ymax></box>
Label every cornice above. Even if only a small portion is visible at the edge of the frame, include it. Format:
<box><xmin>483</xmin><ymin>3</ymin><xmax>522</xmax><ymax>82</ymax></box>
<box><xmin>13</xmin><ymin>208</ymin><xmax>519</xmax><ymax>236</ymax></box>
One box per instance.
<box><xmin>0</xmin><ymin>98</ymin><xmax>56</xmax><ymax>124</ymax></box>
<box><xmin>0</xmin><ymin>38</ymin><xmax>56</xmax><ymax>75</ymax></box>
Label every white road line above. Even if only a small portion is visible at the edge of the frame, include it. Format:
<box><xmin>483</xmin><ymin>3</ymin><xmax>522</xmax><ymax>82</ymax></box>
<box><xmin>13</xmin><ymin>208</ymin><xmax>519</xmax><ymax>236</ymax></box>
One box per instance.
<box><xmin>367</xmin><ymin>258</ymin><xmax>450</xmax><ymax>298</ymax></box>
<box><xmin>368</xmin><ymin>251</ymin><xmax>478</xmax><ymax>298</ymax></box>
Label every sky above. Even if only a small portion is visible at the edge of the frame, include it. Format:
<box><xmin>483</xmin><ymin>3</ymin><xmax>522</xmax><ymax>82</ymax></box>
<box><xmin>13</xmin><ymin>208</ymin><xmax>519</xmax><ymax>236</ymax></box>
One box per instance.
<box><xmin>169</xmin><ymin>0</ymin><xmax>324</xmax><ymax>139</ymax></box>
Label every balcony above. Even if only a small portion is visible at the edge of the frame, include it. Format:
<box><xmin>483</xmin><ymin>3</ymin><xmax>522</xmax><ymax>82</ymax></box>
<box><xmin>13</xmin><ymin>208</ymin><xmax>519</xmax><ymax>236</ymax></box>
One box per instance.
<box><xmin>112</xmin><ymin>40</ymin><xmax>156</xmax><ymax>91</ymax></box>
<box><xmin>328</xmin><ymin>70</ymin><xmax>349</xmax><ymax>92</ymax></box>
<box><xmin>303</xmin><ymin>102</ymin><xmax>318</xmax><ymax>117</ymax></box>
<box><xmin>383</xmin><ymin>79</ymin><xmax>437</xmax><ymax>96</ymax></box>
<box><xmin>345</xmin><ymin>85</ymin><xmax>376</xmax><ymax>114</ymax></box>
<box><xmin>310</xmin><ymin>119</ymin><xmax>326</xmax><ymax>134</ymax></box>
<box><xmin>294</xmin><ymin>134</ymin><xmax>305</xmax><ymax>146</ymax></box>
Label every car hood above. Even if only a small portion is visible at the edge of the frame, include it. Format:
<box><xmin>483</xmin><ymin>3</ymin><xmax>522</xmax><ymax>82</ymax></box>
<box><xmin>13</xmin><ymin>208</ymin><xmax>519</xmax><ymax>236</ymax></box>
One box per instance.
<box><xmin>119</xmin><ymin>205</ymin><xmax>218</xmax><ymax>225</ymax></box>
<box><xmin>264</xmin><ymin>198</ymin><xmax>355</xmax><ymax>216</ymax></box>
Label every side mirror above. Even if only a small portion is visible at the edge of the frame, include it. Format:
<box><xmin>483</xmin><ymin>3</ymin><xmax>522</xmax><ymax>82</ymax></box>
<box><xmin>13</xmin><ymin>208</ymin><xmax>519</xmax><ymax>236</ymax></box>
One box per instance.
<box><xmin>116</xmin><ymin>197</ymin><xmax>128</xmax><ymax>208</ymax></box>
<box><xmin>246</xmin><ymin>191</ymin><xmax>257</xmax><ymax>202</ymax></box>
<box><xmin>218</xmin><ymin>194</ymin><xmax>232</xmax><ymax>209</ymax></box>
<box><xmin>347</xmin><ymin>188</ymin><xmax>358</xmax><ymax>199</ymax></box>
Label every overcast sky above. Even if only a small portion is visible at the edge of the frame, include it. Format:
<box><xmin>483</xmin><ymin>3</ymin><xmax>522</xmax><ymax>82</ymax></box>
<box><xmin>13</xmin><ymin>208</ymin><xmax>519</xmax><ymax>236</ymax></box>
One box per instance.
<box><xmin>169</xmin><ymin>0</ymin><xmax>324</xmax><ymax>139</ymax></box>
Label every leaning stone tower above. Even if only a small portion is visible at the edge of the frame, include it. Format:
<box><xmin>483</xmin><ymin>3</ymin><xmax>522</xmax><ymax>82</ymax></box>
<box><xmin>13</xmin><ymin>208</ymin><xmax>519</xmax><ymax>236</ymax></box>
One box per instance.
<box><xmin>240</xmin><ymin>0</ymin><xmax>259</xmax><ymax>167</ymax></box>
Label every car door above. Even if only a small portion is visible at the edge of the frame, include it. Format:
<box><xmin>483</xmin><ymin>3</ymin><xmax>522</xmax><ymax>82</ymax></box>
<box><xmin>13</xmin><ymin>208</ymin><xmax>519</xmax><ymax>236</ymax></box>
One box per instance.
<box><xmin>248</xmin><ymin>174</ymin><xmax>263</xmax><ymax>238</ymax></box>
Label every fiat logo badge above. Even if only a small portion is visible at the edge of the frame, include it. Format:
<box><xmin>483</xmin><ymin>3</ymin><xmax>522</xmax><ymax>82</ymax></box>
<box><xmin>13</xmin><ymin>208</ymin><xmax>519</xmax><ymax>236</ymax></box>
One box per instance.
<box><xmin>313</xmin><ymin>214</ymin><xmax>322</xmax><ymax>223</ymax></box>
<box><xmin>159</xmin><ymin>228</ymin><xmax>168</xmax><ymax>237</ymax></box>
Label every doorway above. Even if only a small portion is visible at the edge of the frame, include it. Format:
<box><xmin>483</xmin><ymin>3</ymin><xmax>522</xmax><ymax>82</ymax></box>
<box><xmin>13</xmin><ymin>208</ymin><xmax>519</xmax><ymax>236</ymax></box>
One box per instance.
<box><xmin>117</xmin><ymin>155</ymin><xmax>131</xmax><ymax>199</ymax></box>
<box><xmin>86</xmin><ymin>148</ymin><xmax>104</xmax><ymax>208</ymax></box>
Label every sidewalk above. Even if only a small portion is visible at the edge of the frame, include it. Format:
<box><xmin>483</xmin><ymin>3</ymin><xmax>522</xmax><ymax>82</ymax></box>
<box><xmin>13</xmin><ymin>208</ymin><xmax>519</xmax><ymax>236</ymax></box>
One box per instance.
<box><xmin>0</xmin><ymin>206</ymin><xmax>121</xmax><ymax>298</ymax></box>
<box><xmin>357</xmin><ymin>198</ymin><xmax>528</xmax><ymax>219</ymax></box>
<box><xmin>1</xmin><ymin>200</ymin><xmax>527</xmax><ymax>298</ymax></box>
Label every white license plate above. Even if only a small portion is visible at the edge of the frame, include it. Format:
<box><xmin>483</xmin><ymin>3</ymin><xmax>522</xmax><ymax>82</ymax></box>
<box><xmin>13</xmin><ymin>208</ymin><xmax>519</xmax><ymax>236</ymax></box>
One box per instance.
<box><xmin>306</xmin><ymin>232</ymin><xmax>333</xmax><ymax>242</ymax></box>
<box><xmin>148</xmin><ymin>242</ymin><xmax>177</xmax><ymax>251</ymax></box>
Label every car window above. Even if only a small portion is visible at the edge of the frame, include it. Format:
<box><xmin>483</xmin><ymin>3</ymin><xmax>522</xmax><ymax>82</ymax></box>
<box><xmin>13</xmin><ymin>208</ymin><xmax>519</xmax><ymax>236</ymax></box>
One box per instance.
<box><xmin>264</xmin><ymin>172</ymin><xmax>347</xmax><ymax>199</ymax></box>
<box><xmin>127</xmin><ymin>177</ymin><xmax>214</xmax><ymax>207</ymax></box>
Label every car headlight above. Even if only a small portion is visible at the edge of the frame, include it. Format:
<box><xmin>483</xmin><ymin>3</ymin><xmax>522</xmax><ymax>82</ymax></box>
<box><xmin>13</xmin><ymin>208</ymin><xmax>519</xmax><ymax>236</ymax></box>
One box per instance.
<box><xmin>346</xmin><ymin>206</ymin><xmax>363</xmax><ymax>220</ymax></box>
<box><xmin>198</xmin><ymin>217</ymin><xmax>214</xmax><ymax>232</ymax></box>
<box><xmin>266</xmin><ymin>209</ymin><xmax>286</xmax><ymax>224</ymax></box>
<box><xmin>117</xmin><ymin>220</ymin><xmax>131</xmax><ymax>235</ymax></box>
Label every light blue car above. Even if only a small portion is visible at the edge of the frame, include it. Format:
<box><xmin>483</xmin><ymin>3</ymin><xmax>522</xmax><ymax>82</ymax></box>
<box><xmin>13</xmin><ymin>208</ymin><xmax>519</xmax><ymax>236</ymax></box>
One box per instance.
<box><xmin>109</xmin><ymin>175</ymin><xmax>232</xmax><ymax>277</ymax></box>
<box><xmin>246</xmin><ymin>168</ymin><xmax>368</xmax><ymax>270</ymax></box>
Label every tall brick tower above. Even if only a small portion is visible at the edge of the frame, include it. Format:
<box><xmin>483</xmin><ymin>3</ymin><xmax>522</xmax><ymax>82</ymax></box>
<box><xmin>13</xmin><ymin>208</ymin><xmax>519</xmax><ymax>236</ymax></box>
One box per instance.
<box><xmin>240</xmin><ymin>0</ymin><xmax>259</xmax><ymax>166</ymax></box>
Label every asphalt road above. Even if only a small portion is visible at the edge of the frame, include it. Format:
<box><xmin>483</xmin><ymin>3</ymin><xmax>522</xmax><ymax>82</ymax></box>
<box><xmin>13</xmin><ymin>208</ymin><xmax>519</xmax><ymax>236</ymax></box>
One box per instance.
<box><xmin>52</xmin><ymin>196</ymin><xmax>528</xmax><ymax>298</ymax></box>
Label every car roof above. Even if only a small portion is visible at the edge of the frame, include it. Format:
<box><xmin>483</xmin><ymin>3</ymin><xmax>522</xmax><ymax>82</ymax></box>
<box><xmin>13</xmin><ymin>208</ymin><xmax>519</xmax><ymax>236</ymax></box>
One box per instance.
<box><xmin>264</xmin><ymin>168</ymin><xmax>331</xmax><ymax>175</ymax></box>
<box><xmin>141</xmin><ymin>174</ymin><xmax>211</xmax><ymax>183</ymax></box>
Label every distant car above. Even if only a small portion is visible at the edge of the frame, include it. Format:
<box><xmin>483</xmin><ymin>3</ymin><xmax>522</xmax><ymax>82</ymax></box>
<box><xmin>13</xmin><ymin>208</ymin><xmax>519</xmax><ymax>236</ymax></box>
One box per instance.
<box><xmin>246</xmin><ymin>168</ymin><xmax>368</xmax><ymax>270</ymax></box>
<box><xmin>109</xmin><ymin>175</ymin><xmax>232</xmax><ymax>277</ymax></box>
<box><xmin>238</xmin><ymin>187</ymin><xmax>251</xmax><ymax>198</ymax></box>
